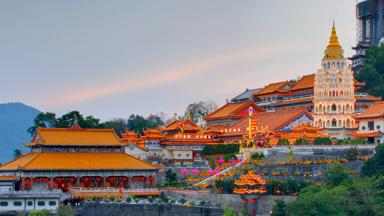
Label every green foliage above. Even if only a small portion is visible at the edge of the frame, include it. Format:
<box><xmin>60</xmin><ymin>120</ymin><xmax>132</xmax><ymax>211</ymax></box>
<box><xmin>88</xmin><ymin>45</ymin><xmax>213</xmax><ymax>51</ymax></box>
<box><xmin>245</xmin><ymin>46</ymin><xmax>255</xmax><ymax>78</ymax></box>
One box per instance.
<box><xmin>267</xmin><ymin>179</ymin><xmax>312</xmax><ymax>195</ymax></box>
<box><xmin>313</xmin><ymin>137</ymin><xmax>333</xmax><ymax>145</ymax></box>
<box><xmin>127</xmin><ymin>114</ymin><xmax>163</xmax><ymax>135</ymax></box>
<box><xmin>101</xmin><ymin>118</ymin><xmax>127</xmax><ymax>136</ymax></box>
<box><xmin>28</xmin><ymin>112</ymin><xmax>57</xmax><ymax>135</ymax></box>
<box><xmin>165</xmin><ymin>169</ymin><xmax>177</xmax><ymax>184</ymax></box>
<box><xmin>346</xmin><ymin>147</ymin><xmax>360</xmax><ymax>161</ymax></box>
<box><xmin>271</xmin><ymin>199</ymin><xmax>287</xmax><ymax>216</ymax></box>
<box><xmin>294</xmin><ymin>138</ymin><xmax>308</xmax><ymax>145</ymax></box>
<box><xmin>209</xmin><ymin>158</ymin><xmax>216</xmax><ymax>169</ymax></box>
<box><xmin>214</xmin><ymin>179</ymin><xmax>234</xmax><ymax>193</ymax></box>
<box><xmin>325</xmin><ymin>164</ymin><xmax>350</xmax><ymax>187</ymax></box>
<box><xmin>199</xmin><ymin>200</ymin><xmax>206</xmax><ymax>206</ymax></box>
<box><xmin>179</xmin><ymin>198</ymin><xmax>186</xmax><ymax>204</ymax></box>
<box><xmin>283</xmin><ymin>177</ymin><xmax>384</xmax><ymax>216</ymax></box>
<box><xmin>126</xmin><ymin>196</ymin><xmax>132</xmax><ymax>203</ymax></box>
<box><xmin>13</xmin><ymin>149</ymin><xmax>22</xmax><ymax>159</ymax></box>
<box><xmin>223</xmin><ymin>207</ymin><xmax>237</xmax><ymax>216</ymax></box>
<box><xmin>28</xmin><ymin>210</ymin><xmax>51</xmax><ymax>216</ymax></box>
<box><xmin>278</xmin><ymin>139</ymin><xmax>290</xmax><ymax>145</ymax></box>
<box><xmin>362</xmin><ymin>144</ymin><xmax>384</xmax><ymax>177</ymax></box>
<box><xmin>224</xmin><ymin>153</ymin><xmax>237</xmax><ymax>162</ymax></box>
<box><xmin>251</xmin><ymin>152</ymin><xmax>265</xmax><ymax>160</ymax></box>
<box><xmin>356</xmin><ymin>45</ymin><xmax>384</xmax><ymax>98</ymax></box>
<box><xmin>160</xmin><ymin>192</ymin><xmax>169</xmax><ymax>203</ymax></box>
<box><xmin>134</xmin><ymin>198</ymin><xmax>139</xmax><ymax>203</ymax></box>
<box><xmin>201</xmin><ymin>144</ymin><xmax>240</xmax><ymax>155</ymax></box>
<box><xmin>147</xmin><ymin>196</ymin><xmax>153</xmax><ymax>203</ymax></box>
<box><xmin>56</xmin><ymin>205</ymin><xmax>75</xmax><ymax>216</ymax></box>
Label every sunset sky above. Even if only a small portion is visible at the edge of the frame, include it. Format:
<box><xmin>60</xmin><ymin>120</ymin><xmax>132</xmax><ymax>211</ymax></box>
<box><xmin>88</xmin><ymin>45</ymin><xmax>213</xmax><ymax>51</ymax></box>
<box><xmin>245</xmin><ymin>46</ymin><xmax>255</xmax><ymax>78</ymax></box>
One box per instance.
<box><xmin>0</xmin><ymin>0</ymin><xmax>356</xmax><ymax>120</ymax></box>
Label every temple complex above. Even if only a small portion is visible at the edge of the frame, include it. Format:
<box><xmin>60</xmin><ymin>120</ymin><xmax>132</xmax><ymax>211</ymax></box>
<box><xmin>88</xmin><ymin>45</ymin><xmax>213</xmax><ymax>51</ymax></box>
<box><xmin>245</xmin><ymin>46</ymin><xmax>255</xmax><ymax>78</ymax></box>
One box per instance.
<box><xmin>0</xmin><ymin>124</ymin><xmax>158</xmax><ymax>192</ymax></box>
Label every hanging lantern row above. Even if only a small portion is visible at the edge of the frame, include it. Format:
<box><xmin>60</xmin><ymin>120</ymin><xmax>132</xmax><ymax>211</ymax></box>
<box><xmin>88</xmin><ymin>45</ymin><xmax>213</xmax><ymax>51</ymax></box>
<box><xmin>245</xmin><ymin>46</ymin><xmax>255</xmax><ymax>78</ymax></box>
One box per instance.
<box><xmin>106</xmin><ymin>176</ymin><xmax>129</xmax><ymax>182</ymax></box>
<box><xmin>82</xmin><ymin>177</ymin><xmax>103</xmax><ymax>182</ymax></box>
<box><xmin>132</xmin><ymin>176</ymin><xmax>146</xmax><ymax>182</ymax></box>
<box><xmin>33</xmin><ymin>177</ymin><xmax>49</xmax><ymax>183</ymax></box>
<box><xmin>242</xmin><ymin>199</ymin><xmax>255</xmax><ymax>204</ymax></box>
<box><xmin>54</xmin><ymin>177</ymin><xmax>76</xmax><ymax>183</ymax></box>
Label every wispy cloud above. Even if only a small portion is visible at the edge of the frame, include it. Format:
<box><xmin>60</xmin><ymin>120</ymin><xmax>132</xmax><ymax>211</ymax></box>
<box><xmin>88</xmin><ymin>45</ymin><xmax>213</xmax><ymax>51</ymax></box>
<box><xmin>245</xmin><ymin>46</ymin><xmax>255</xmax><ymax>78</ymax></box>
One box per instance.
<box><xmin>41</xmin><ymin>45</ymin><xmax>290</xmax><ymax>109</ymax></box>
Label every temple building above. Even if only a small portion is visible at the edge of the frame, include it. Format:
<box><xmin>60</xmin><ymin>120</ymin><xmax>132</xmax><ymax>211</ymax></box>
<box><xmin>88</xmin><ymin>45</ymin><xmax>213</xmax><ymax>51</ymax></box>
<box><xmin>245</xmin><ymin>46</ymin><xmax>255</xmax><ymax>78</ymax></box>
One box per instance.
<box><xmin>354</xmin><ymin>101</ymin><xmax>384</xmax><ymax>143</ymax></box>
<box><xmin>0</xmin><ymin>124</ymin><xmax>157</xmax><ymax>192</ymax></box>
<box><xmin>314</xmin><ymin>23</ymin><xmax>357</xmax><ymax>138</ymax></box>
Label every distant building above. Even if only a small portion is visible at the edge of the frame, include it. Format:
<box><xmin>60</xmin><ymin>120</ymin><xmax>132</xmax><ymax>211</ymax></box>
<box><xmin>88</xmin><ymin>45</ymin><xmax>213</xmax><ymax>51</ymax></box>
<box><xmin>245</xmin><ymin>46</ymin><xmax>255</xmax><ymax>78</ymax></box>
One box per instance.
<box><xmin>350</xmin><ymin>0</ymin><xmax>384</xmax><ymax>72</ymax></box>
<box><xmin>314</xmin><ymin>23</ymin><xmax>356</xmax><ymax>138</ymax></box>
<box><xmin>354</xmin><ymin>101</ymin><xmax>384</xmax><ymax>143</ymax></box>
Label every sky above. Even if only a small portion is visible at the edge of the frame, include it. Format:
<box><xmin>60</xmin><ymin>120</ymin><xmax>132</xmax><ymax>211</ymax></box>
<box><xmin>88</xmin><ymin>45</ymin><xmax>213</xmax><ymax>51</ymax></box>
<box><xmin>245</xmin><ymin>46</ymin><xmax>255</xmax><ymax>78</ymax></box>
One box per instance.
<box><xmin>0</xmin><ymin>0</ymin><xmax>357</xmax><ymax>120</ymax></box>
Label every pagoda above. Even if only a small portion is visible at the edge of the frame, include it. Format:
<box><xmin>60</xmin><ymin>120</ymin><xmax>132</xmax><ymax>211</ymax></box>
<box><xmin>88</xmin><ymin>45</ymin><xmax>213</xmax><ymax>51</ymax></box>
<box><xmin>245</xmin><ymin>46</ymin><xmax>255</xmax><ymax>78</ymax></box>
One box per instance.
<box><xmin>314</xmin><ymin>22</ymin><xmax>356</xmax><ymax>138</ymax></box>
<box><xmin>233</xmin><ymin>170</ymin><xmax>267</xmax><ymax>195</ymax></box>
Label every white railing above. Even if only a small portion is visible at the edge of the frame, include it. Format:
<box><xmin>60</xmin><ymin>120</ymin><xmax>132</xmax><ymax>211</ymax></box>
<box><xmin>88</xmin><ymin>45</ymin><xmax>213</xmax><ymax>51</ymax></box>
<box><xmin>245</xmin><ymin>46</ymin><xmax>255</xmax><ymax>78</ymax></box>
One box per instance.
<box><xmin>193</xmin><ymin>161</ymin><xmax>243</xmax><ymax>186</ymax></box>
<box><xmin>70</xmin><ymin>187</ymin><xmax>163</xmax><ymax>194</ymax></box>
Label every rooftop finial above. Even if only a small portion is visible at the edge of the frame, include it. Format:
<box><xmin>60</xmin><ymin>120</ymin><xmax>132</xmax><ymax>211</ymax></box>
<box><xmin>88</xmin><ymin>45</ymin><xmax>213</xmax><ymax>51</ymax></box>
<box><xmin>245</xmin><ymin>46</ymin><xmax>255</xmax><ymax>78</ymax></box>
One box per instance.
<box><xmin>324</xmin><ymin>21</ymin><xmax>343</xmax><ymax>59</ymax></box>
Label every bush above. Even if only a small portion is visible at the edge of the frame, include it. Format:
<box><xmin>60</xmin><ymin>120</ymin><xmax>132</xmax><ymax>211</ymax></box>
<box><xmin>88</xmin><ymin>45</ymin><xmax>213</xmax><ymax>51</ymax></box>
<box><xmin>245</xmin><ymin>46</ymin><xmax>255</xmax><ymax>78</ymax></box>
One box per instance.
<box><xmin>57</xmin><ymin>205</ymin><xmax>74</xmax><ymax>216</ymax></box>
<box><xmin>199</xmin><ymin>200</ymin><xmax>206</xmax><ymax>206</ymax></box>
<box><xmin>134</xmin><ymin>198</ymin><xmax>139</xmax><ymax>203</ymax></box>
<box><xmin>278</xmin><ymin>139</ymin><xmax>290</xmax><ymax>145</ymax></box>
<box><xmin>346</xmin><ymin>147</ymin><xmax>360</xmax><ymax>161</ymax></box>
<box><xmin>201</xmin><ymin>144</ymin><xmax>240</xmax><ymax>155</ymax></box>
<box><xmin>251</xmin><ymin>152</ymin><xmax>265</xmax><ymax>160</ymax></box>
<box><xmin>147</xmin><ymin>196</ymin><xmax>153</xmax><ymax>203</ymax></box>
<box><xmin>224</xmin><ymin>153</ymin><xmax>237</xmax><ymax>162</ymax></box>
<box><xmin>126</xmin><ymin>196</ymin><xmax>132</xmax><ymax>203</ymax></box>
<box><xmin>28</xmin><ymin>210</ymin><xmax>51</xmax><ymax>216</ymax></box>
<box><xmin>180</xmin><ymin>198</ymin><xmax>186</xmax><ymax>204</ymax></box>
<box><xmin>160</xmin><ymin>192</ymin><xmax>169</xmax><ymax>203</ymax></box>
<box><xmin>295</xmin><ymin>138</ymin><xmax>308</xmax><ymax>145</ymax></box>
<box><xmin>314</xmin><ymin>137</ymin><xmax>333</xmax><ymax>145</ymax></box>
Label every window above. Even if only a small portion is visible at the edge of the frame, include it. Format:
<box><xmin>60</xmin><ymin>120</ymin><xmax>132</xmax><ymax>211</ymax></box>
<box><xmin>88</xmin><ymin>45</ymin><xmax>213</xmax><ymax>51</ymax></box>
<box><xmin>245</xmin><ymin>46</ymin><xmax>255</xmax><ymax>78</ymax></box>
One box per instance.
<box><xmin>362</xmin><ymin>126</ymin><xmax>366</xmax><ymax>130</ymax></box>
<box><xmin>37</xmin><ymin>201</ymin><xmax>45</xmax><ymax>206</ymax></box>
<box><xmin>186</xmin><ymin>154</ymin><xmax>189</xmax><ymax>157</ymax></box>
<box><xmin>377</xmin><ymin>125</ymin><xmax>381</xmax><ymax>130</ymax></box>
<box><xmin>178</xmin><ymin>154</ymin><xmax>181</xmax><ymax>157</ymax></box>
<box><xmin>13</xmin><ymin>201</ymin><xmax>22</xmax><ymax>206</ymax></box>
<box><xmin>27</xmin><ymin>201</ymin><xmax>33</xmax><ymax>206</ymax></box>
<box><xmin>0</xmin><ymin>202</ymin><xmax>8</xmax><ymax>207</ymax></box>
<box><xmin>48</xmin><ymin>201</ymin><xmax>57</xmax><ymax>206</ymax></box>
<box><xmin>368</xmin><ymin>121</ymin><xmax>375</xmax><ymax>131</ymax></box>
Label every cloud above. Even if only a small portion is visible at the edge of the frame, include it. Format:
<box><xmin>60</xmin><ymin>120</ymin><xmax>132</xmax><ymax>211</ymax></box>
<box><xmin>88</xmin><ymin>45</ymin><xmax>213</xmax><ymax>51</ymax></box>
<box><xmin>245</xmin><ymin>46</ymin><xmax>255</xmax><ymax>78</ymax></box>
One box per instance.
<box><xmin>41</xmin><ymin>45</ymin><xmax>291</xmax><ymax>109</ymax></box>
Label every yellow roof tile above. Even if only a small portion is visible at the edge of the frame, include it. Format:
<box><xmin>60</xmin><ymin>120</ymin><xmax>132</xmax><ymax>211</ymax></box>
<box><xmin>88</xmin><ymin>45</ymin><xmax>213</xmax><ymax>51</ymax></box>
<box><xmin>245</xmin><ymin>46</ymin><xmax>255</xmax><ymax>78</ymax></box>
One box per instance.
<box><xmin>31</xmin><ymin>128</ymin><xmax>122</xmax><ymax>146</ymax></box>
<box><xmin>0</xmin><ymin>152</ymin><xmax>156</xmax><ymax>170</ymax></box>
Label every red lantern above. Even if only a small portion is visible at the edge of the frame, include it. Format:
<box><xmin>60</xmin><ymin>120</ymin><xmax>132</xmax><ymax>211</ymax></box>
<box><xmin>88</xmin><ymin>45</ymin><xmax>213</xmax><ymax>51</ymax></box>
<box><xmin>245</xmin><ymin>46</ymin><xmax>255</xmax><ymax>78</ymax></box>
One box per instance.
<box><xmin>242</xmin><ymin>199</ymin><xmax>247</xmax><ymax>203</ymax></box>
<box><xmin>249</xmin><ymin>199</ymin><xmax>255</xmax><ymax>204</ymax></box>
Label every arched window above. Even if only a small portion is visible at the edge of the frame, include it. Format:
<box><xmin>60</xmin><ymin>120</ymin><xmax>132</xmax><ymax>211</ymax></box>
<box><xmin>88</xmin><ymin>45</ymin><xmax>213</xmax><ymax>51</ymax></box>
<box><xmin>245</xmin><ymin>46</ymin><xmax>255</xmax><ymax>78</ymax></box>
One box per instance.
<box><xmin>332</xmin><ymin>119</ymin><xmax>337</xmax><ymax>127</ymax></box>
<box><xmin>327</xmin><ymin>120</ymin><xmax>331</xmax><ymax>128</ymax></box>
<box><xmin>327</xmin><ymin>105</ymin><xmax>331</xmax><ymax>113</ymax></box>
<box><xmin>338</xmin><ymin>120</ymin><xmax>342</xmax><ymax>127</ymax></box>
<box><xmin>338</xmin><ymin>105</ymin><xmax>341</xmax><ymax>112</ymax></box>
<box><xmin>319</xmin><ymin>105</ymin><xmax>323</xmax><ymax>113</ymax></box>
<box><xmin>346</xmin><ymin>119</ymin><xmax>351</xmax><ymax>128</ymax></box>
<box><xmin>331</xmin><ymin>104</ymin><xmax>337</xmax><ymax>112</ymax></box>
<box><xmin>346</xmin><ymin>104</ymin><xmax>350</xmax><ymax>112</ymax></box>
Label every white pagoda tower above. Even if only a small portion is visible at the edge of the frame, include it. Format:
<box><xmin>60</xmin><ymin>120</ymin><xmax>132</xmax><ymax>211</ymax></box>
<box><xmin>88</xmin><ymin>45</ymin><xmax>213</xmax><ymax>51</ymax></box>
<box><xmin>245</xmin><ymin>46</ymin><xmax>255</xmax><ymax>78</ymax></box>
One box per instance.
<box><xmin>314</xmin><ymin>23</ymin><xmax>356</xmax><ymax>138</ymax></box>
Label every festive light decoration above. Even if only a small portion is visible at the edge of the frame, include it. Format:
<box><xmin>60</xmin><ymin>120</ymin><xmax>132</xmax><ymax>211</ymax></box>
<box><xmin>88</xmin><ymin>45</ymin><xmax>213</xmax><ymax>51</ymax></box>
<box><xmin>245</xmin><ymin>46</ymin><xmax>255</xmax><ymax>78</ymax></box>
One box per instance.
<box><xmin>233</xmin><ymin>170</ymin><xmax>267</xmax><ymax>195</ymax></box>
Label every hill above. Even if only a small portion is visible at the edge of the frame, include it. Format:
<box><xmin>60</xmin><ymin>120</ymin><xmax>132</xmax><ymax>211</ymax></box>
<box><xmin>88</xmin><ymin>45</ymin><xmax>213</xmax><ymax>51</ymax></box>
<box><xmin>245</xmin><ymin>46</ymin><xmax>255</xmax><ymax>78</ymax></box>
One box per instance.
<box><xmin>0</xmin><ymin>102</ymin><xmax>40</xmax><ymax>162</ymax></box>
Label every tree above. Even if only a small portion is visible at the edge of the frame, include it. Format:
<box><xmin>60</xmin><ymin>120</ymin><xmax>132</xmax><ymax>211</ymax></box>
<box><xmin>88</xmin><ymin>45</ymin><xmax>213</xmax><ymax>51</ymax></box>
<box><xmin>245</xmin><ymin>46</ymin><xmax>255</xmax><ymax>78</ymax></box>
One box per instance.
<box><xmin>28</xmin><ymin>112</ymin><xmax>57</xmax><ymax>136</ymax></box>
<box><xmin>325</xmin><ymin>164</ymin><xmax>350</xmax><ymax>187</ymax></box>
<box><xmin>362</xmin><ymin>144</ymin><xmax>384</xmax><ymax>177</ymax></box>
<box><xmin>13</xmin><ymin>149</ymin><xmax>22</xmax><ymax>159</ymax></box>
<box><xmin>185</xmin><ymin>101</ymin><xmax>217</xmax><ymax>123</ymax></box>
<box><xmin>271</xmin><ymin>199</ymin><xmax>287</xmax><ymax>216</ymax></box>
<box><xmin>56</xmin><ymin>111</ymin><xmax>101</xmax><ymax>128</ymax></box>
<box><xmin>102</xmin><ymin>118</ymin><xmax>128</xmax><ymax>136</ymax></box>
<box><xmin>146</xmin><ymin>114</ymin><xmax>164</xmax><ymax>128</ymax></box>
<box><xmin>165</xmin><ymin>169</ymin><xmax>177</xmax><ymax>184</ymax></box>
<box><xmin>356</xmin><ymin>45</ymin><xmax>384</xmax><ymax>98</ymax></box>
<box><xmin>28</xmin><ymin>210</ymin><xmax>51</xmax><ymax>216</ymax></box>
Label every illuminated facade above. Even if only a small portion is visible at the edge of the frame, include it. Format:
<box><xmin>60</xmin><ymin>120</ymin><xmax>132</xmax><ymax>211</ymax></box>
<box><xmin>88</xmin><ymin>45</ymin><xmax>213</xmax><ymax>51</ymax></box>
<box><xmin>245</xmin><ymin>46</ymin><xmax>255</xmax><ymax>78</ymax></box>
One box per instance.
<box><xmin>314</xmin><ymin>23</ymin><xmax>356</xmax><ymax>138</ymax></box>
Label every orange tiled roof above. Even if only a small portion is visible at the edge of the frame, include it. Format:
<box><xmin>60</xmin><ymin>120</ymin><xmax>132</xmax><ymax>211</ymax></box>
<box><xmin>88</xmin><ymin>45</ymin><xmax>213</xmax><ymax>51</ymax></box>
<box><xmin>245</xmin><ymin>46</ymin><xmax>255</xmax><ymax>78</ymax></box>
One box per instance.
<box><xmin>0</xmin><ymin>152</ymin><xmax>156</xmax><ymax>171</ymax></box>
<box><xmin>352</xmin><ymin>131</ymin><xmax>381</xmax><ymax>137</ymax></box>
<box><xmin>254</xmin><ymin>81</ymin><xmax>291</xmax><ymax>96</ymax></box>
<box><xmin>222</xmin><ymin>109</ymin><xmax>312</xmax><ymax>136</ymax></box>
<box><xmin>163</xmin><ymin>119</ymin><xmax>200</xmax><ymax>131</ymax></box>
<box><xmin>356</xmin><ymin>101</ymin><xmax>384</xmax><ymax>119</ymax></box>
<box><xmin>275</xmin><ymin>97</ymin><xmax>313</xmax><ymax>106</ymax></box>
<box><xmin>205</xmin><ymin>101</ymin><xmax>263</xmax><ymax>120</ymax></box>
<box><xmin>29</xmin><ymin>128</ymin><xmax>122</xmax><ymax>146</ymax></box>
<box><xmin>290</xmin><ymin>74</ymin><xmax>315</xmax><ymax>90</ymax></box>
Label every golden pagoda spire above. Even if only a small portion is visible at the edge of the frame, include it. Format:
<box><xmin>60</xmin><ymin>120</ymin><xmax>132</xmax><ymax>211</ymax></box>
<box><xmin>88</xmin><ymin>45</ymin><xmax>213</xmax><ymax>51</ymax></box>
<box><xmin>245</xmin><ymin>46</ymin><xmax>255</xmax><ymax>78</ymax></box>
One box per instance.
<box><xmin>324</xmin><ymin>21</ymin><xmax>343</xmax><ymax>59</ymax></box>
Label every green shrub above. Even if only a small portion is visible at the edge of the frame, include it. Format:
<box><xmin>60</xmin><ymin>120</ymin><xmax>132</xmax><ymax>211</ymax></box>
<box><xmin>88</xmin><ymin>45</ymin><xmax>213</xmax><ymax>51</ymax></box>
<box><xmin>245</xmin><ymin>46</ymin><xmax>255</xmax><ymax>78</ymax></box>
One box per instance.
<box><xmin>180</xmin><ymin>198</ymin><xmax>186</xmax><ymax>204</ymax></box>
<box><xmin>57</xmin><ymin>205</ymin><xmax>74</xmax><ymax>216</ymax></box>
<box><xmin>126</xmin><ymin>196</ymin><xmax>132</xmax><ymax>203</ymax></box>
<box><xmin>28</xmin><ymin>210</ymin><xmax>51</xmax><ymax>216</ymax></box>
<box><xmin>147</xmin><ymin>196</ymin><xmax>153</xmax><ymax>203</ymax></box>
<box><xmin>314</xmin><ymin>137</ymin><xmax>333</xmax><ymax>145</ymax></box>
<box><xmin>199</xmin><ymin>200</ymin><xmax>206</xmax><ymax>206</ymax></box>
<box><xmin>201</xmin><ymin>144</ymin><xmax>240</xmax><ymax>155</ymax></box>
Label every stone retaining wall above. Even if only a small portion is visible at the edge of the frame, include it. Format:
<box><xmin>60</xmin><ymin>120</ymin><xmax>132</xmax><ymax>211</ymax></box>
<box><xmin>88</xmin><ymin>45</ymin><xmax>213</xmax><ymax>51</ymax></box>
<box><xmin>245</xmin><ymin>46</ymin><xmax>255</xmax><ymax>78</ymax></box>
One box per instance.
<box><xmin>80</xmin><ymin>202</ymin><xmax>223</xmax><ymax>216</ymax></box>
